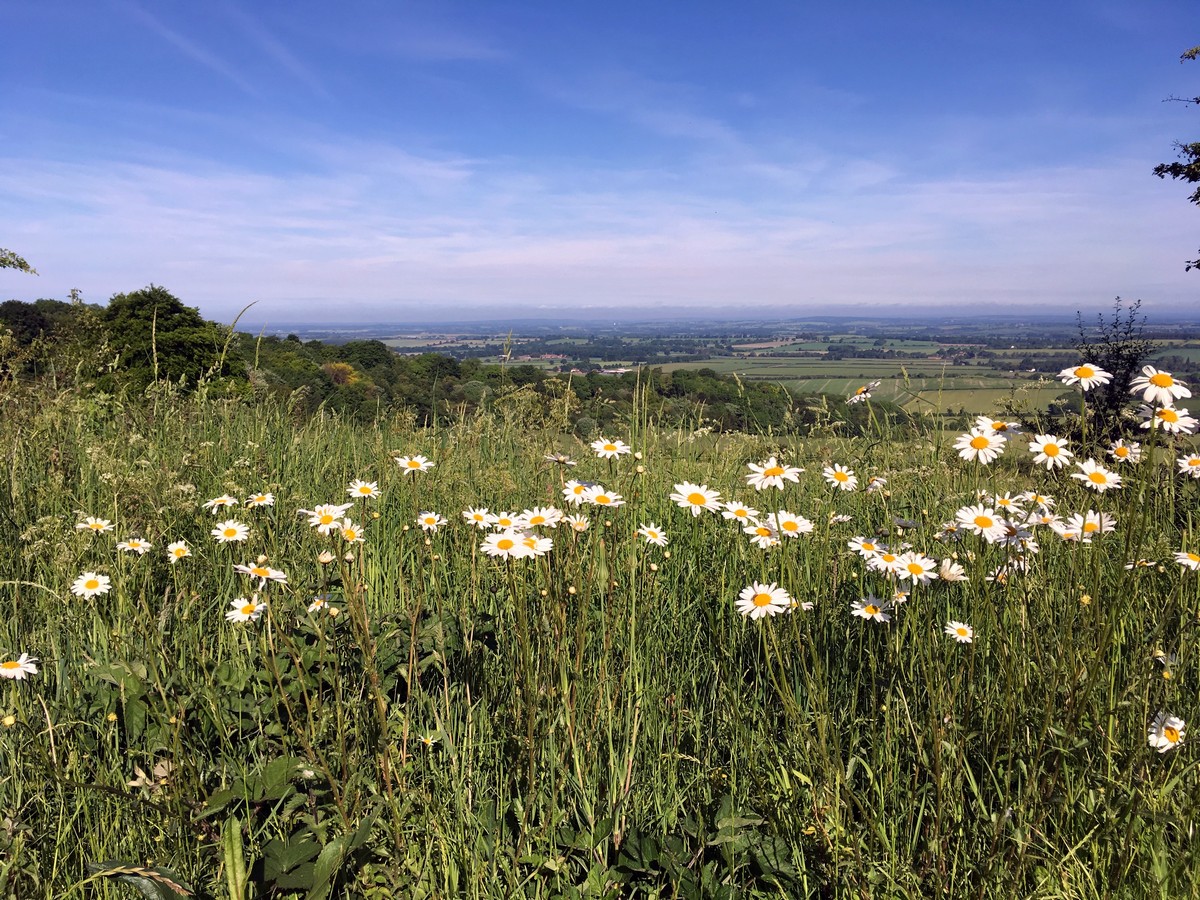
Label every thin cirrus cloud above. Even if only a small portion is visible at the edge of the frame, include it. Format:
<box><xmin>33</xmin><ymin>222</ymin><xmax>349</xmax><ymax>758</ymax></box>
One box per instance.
<box><xmin>1</xmin><ymin>1</ymin><xmax>1197</xmax><ymax>323</ymax></box>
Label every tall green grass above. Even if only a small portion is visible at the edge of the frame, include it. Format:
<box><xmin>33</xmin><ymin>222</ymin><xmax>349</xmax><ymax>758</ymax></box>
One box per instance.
<box><xmin>0</xmin><ymin>381</ymin><xmax>1197</xmax><ymax>898</ymax></box>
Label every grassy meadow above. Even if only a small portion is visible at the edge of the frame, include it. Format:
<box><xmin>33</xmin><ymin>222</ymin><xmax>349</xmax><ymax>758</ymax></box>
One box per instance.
<box><xmin>1</xmin><ymin>377</ymin><xmax>1199</xmax><ymax>898</ymax></box>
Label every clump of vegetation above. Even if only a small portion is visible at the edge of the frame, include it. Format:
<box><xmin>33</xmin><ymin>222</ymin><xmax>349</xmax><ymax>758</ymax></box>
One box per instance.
<box><xmin>0</xmin><ymin>303</ymin><xmax>1198</xmax><ymax>896</ymax></box>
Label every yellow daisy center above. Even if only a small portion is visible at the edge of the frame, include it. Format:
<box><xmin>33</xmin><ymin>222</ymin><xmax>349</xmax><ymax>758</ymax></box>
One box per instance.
<box><xmin>687</xmin><ymin>492</ymin><xmax>707</xmax><ymax>505</ymax></box>
<box><xmin>955</xmin><ymin>627</ymin><xmax>969</xmax><ymax>637</ymax></box>
<box><xmin>974</xmin><ymin>515</ymin><xmax>994</xmax><ymax>529</ymax></box>
<box><xmin>782</xmin><ymin>521</ymin><xmax>798</xmax><ymax>532</ymax></box>
<box><xmin>1089</xmin><ymin>472</ymin><xmax>1107</xmax><ymax>484</ymax></box>
<box><xmin>834</xmin><ymin>470</ymin><xmax>849</xmax><ymax>481</ymax></box>
<box><xmin>358</xmin><ymin>486</ymin><xmax>372</xmax><ymax>494</ymax></box>
<box><xmin>528</xmin><ymin>515</ymin><xmax>545</xmax><ymax>525</ymax></box>
<box><xmin>319</xmin><ymin>514</ymin><xmax>334</xmax><ymax>525</ymax></box>
<box><xmin>523</xmin><ymin>537</ymin><xmax>537</xmax><ymax>548</ymax></box>
<box><xmin>1190</xmin><ymin>459</ymin><xmax>1200</xmax><ymax>467</ymax></box>
<box><xmin>594</xmin><ymin>495</ymin><xmax>612</xmax><ymax>504</ymax></box>
<box><xmin>497</xmin><ymin>538</ymin><xmax>514</xmax><ymax>550</ymax></box>
<box><xmin>906</xmin><ymin>562</ymin><xmax>924</xmax><ymax>575</ymax></box>
<box><xmin>855</xmin><ymin>386</ymin><xmax>868</xmax><ymax>395</ymax></box>
<box><xmin>1044</xmin><ymin>444</ymin><xmax>1059</xmax><ymax>456</ymax></box>
<box><xmin>864</xmin><ymin>604</ymin><xmax>880</xmax><ymax>615</ymax></box>
<box><xmin>223</xmin><ymin>528</ymin><xmax>238</xmax><ymax>537</ymax></box>
<box><xmin>1150</xmin><ymin>373</ymin><xmax>1174</xmax><ymax>388</ymax></box>
<box><xmin>1</xmin><ymin>661</ymin><xmax>20</xmax><ymax>670</ymax></box>
<box><xmin>1115</xmin><ymin>446</ymin><xmax>1129</xmax><ymax>457</ymax></box>
<box><xmin>1164</xmin><ymin>725</ymin><xmax>1180</xmax><ymax>742</ymax></box>
<box><xmin>970</xmin><ymin>435</ymin><xmax>990</xmax><ymax>449</ymax></box>
<box><xmin>406</xmin><ymin>460</ymin><xmax>421</xmax><ymax>468</ymax></box>
<box><xmin>1159</xmin><ymin>409</ymin><xmax>1180</xmax><ymax>423</ymax></box>
<box><xmin>862</xmin><ymin>542</ymin><xmax>876</xmax><ymax>551</ymax></box>
<box><xmin>241</xmin><ymin>603</ymin><xmax>257</xmax><ymax>615</ymax></box>
<box><xmin>1082</xmin><ymin>522</ymin><xmax>1099</xmax><ymax>533</ymax></box>
<box><xmin>880</xmin><ymin>554</ymin><xmax>896</xmax><ymax>563</ymax></box>
<box><xmin>603</xmin><ymin>444</ymin><xmax>617</xmax><ymax>452</ymax></box>
<box><xmin>251</xmin><ymin>567</ymin><xmax>269</xmax><ymax>577</ymax></box>
<box><xmin>763</xmin><ymin>465</ymin><xmax>784</xmax><ymax>477</ymax></box>
<box><xmin>752</xmin><ymin>592</ymin><xmax>773</xmax><ymax>607</ymax></box>
<box><xmin>85</xmin><ymin>579</ymin><xmax>99</xmax><ymax>590</ymax></box>
<box><xmin>755</xmin><ymin>527</ymin><xmax>771</xmax><ymax>537</ymax></box>
<box><xmin>173</xmin><ymin>548</ymin><xmax>187</xmax><ymax>557</ymax></box>
<box><xmin>1075</xmin><ymin>365</ymin><xmax>1094</xmax><ymax>378</ymax></box>
<box><xmin>992</xmin><ymin>422</ymin><xmax>1008</xmax><ymax>431</ymax></box>
<box><xmin>1188</xmin><ymin>553</ymin><xmax>1200</xmax><ymax>563</ymax></box>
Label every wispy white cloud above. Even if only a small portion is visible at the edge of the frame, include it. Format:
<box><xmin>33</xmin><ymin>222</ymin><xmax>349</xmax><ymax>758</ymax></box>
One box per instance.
<box><xmin>217</xmin><ymin>3</ymin><xmax>330</xmax><ymax>99</ymax></box>
<box><xmin>117</xmin><ymin>1</ymin><xmax>260</xmax><ymax>96</ymax></box>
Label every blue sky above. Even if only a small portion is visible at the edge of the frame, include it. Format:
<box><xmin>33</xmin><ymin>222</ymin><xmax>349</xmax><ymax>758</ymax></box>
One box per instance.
<box><xmin>1</xmin><ymin>0</ymin><xmax>1197</xmax><ymax>326</ymax></box>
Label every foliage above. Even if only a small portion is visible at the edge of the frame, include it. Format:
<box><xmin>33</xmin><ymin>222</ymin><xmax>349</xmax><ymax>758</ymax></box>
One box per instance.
<box><xmin>1071</xmin><ymin>297</ymin><xmax>1160</xmax><ymax>439</ymax></box>
<box><xmin>1153</xmin><ymin>46</ymin><xmax>1200</xmax><ymax>271</ymax></box>
<box><xmin>0</xmin><ymin>248</ymin><xmax>37</xmax><ymax>275</ymax></box>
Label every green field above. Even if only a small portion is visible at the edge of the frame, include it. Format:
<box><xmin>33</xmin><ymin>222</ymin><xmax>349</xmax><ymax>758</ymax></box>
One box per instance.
<box><xmin>2</xmin><ymin>371</ymin><xmax>1199</xmax><ymax>897</ymax></box>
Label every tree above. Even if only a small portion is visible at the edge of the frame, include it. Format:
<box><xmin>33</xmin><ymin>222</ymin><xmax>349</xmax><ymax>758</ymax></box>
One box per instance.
<box><xmin>100</xmin><ymin>285</ymin><xmax>226</xmax><ymax>390</ymax></box>
<box><xmin>1153</xmin><ymin>46</ymin><xmax>1200</xmax><ymax>271</ymax></box>
<box><xmin>0</xmin><ymin>248</ymin><xmax>37</xmax><ymax>275</ymax></box>
<box><xmin>1072</xmin><ymin>297</ymin><xmax>1159</xmax><ymax>440</ymax></box>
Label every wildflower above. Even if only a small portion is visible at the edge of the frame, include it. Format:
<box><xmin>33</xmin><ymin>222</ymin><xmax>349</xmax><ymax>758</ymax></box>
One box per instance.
<box><xmin>1175</xmin><ymin>551</ymin><xmax>1200</xmax><ymax>571</ymax></box>
<box><xmin>347</xmin><ymin>479</ymin><xmax>381</xmax><ymax>500</ymax></box>
<box><xmin>1154</xmin><ymin>651</ymin><xmax>1177</xmax><ymax>681</ymax></box>
<box><xmin>745</xmin><ymin>456</ymin><xmax>803</xmax><ymax>491</ymax></box>
<box><xmin>744</xmin><ymin>522</ymin><xmax>780</xmax><ymax>550</ymax></box>
<box><xmin>939</xmin><ymin>558</ymin><xmax>968</xmax><ymax>582</ymax></box>
<box><xmin>1058</xmin><ymin>363</ymin><xmax>1112</xmax><ymax>390</ymax></box>
<box><xmin>735</xmin><ymin>582</ymin><xmax>792</xmax><ymax>619</ymax></box>
<box><xmin>1130</xmin><ymin>366</ymin><xmax>1190</xmax><ymax>407</ymax></box>
<box><xmin>955</xmin><ymin>505</ymin><xmax>1007</xmax><ymax>543</ymax></box>
<box><xmin>519</xmin><ymin>507</ymin><xmax>562</xmax><ymax>529</ymax></box>
<box><xmin>211</xmin><ymin>520</ymin><xmax>249</xmax><ymax>543</ymax></box>
<box><xmin>307</xmin><ymin>596</ymin><xmax>332</xmax><ymax>614</ymax></box>
<box><xmin>233</xmin><ymin>562</ymin><xmax>287</xmax><ymax>586</ymax></box>
<box><xmin>637</xmin><ymin>523</ymin><xmax>668</xmax><ymax>547</ymax></box>
<box><xmin>395</xmin><ymin>454</ymin><xmax>435</xmax><ymax>473</ymax></box>
<box><xmin>975</xmin><ymin>415</ymin><xmax>1022</xmax><ymax>438</ymax></box>
<box><xmin>851</xmin><ymin>595</ymin><xmax>892</xmax><ymax>623</ymax></box>
<box><xmin>1140</xmin><ymin>405</ymin><xmax>1198</xmax><ymax>434</ymax></box>
<box><xmin>1063</xmin><ymin>510</ymin><xmax>1117</xmax><ymax>541</ymax></box>
<box><xmin>245</xmin><ymin>492</ymin><xmax>275</xmax><ymax>507</ymax></box>
<box><xmin>75</xmin><ymin>516</ymin><xmax>114</xmax><ymax>533</ymax></box>
<box><xmin>301</xmin><ymin>503</ymin><xmax>353</xmax><ymax>534</ymax></box>
<box><xmin>670</xmin><ymin>482</ymin><xmax>722</xmax><ymax>516</ymax></box>
<box><xmin>166</xmin><ymin>540</ymin><xmax>191</xmax><ymax>563</ymax></box>
<box><xmin>544</xmin><ymin>452</ymin><xmax>576</xmax><ymax>467</ymax></box>
<box><xmin>419</xmin><ymin>733</ymin><xmax>440</xmax><ymax>749</ymax></box>
<box><xmin>895</xmin><ymin>551</ymin><xmax>937</xmax><ymax>584</ymax></box>
<box><xmin>866</xmin><ymin>475</ymin><xmax>888</xmax><ymax>493</ymax></box>
<box><xmin>721</xmin><ymin>501</ymin><xmax>760</xmax><ymax>523</ymax></box>
<box><xmin>944</xmin><ymin>621</ymin><xmax>974</xmax><ymax>643</ymax></box>
<box><xmin>1109</xmin><ymin>440</ymin><xmax>1142</xmax><ymax>464</ymax></box>
<box><xmin>767</xmin><ymin>510</ymin><xmax>814</xmax><ymax>538</ymax></box>
<box><xmin>520</xmin><ymin>532</ymin><xmax>553</xmax><ymax>557</ymax></box>
<box><xmin>481</xmin><ymin>530</ymin><xmax>531</xmax><ymax>559</ymax></box>
<box><xmin>70</xmin><ymin>572</ymin><xmax>111</xmax><ymax>599</ymax></box>
<box><xmin>562</xmin><ymin>480</ymin><xmax>591</xmax><ymax>506</ymax></box>
<box><xmin>867</xmin><ymin>550</ymin><xmax>903</xmax><ymax>576</ymax></box>
<box><xmin>823</xmin><ymin>464</ymin><xmax>859</xmax><ymax>490</ymax></box>
<box><xmin>0</xmin><ymin>653</ymin><xmax>39</xmax><ymax>680</ymax></box>
<box><xmin>1147</xmin><ymin>711</ymin><xmax>1186</xmax><ymax>753</ymax></box>
<box><xmin>416</xmin><ymin>512</ymin><xmax>447</xmax><ymax>533</ymax></box>
<box><xmin>338</xmin><ymin>520</ymin><xmax>365</xmax><ymax>543</ymax></box>
<box><xmin>117</xmin><ymin>537</ymin><xmax>152</xmax><ymax>555</ymax></box>
<box><xmin>491</xmin><ymin>511</ymin><xmax>519</xmax><ymax>529</ymax></box>
<box><xmin>316</xmin><ymin>550</ymin><xmax>336</xmax><ymax>565</ymax></box>
<box><xmin>1124</xmin><ymin>558</ymin><xmax>1156</xmax><ymax>570</ymax></box>
<box><xmin>1071</xmin><ymin>459</ymin><xmax>1122</xmax><ymax>493</ymax></box>
<box><xmin>564</xmin><ymin>514</ymin><xmax>590</xmax><ymax>532</ymax></box>
<box><xmin>954</xmin><ymin>428</ymin><xmax>1005</xmax><ymax>464</ymax></box>
<box><xmin>590</xmin><ymin>437</ymin><xmax>631</xmax><ymax>459</ymax></box>
<box><xmin>225</xmin><ymin>596</ymin><xmax>266</xmax><ymax>623</ymax></box>
<box><xmin>462</xmin><ymin>507</ymin><xmax>494</xmax><ymax>528</ymax></box>
<box><xmin>847</xmin><ymin>381</ymin><xmax>881</xmax><ymax>404</ymax></box>
<box><xmin>1178</xmin><ymin>454</ymin><xmax>1200</xmax><ymax>478</ymax></box>
<box><xmin>203</xmin><ymin>495</ymin><xmax>239</xmax><ymax>514</ymax></box>
<box><xmin>991</xmin><ymin>492</ymin><xmax>1025</xmax><ymax>515</ymax></box>
<box><xmin>1028</xmin><ymin>434</ymin><xmax>1073</xmax><ymax>470</ymax></box>
<box><xmin>848</xmin><ymin>536</ymin><xmax>887</xmax><ymax>557</ymax></box>
<box><xmin>583</xmin><ymin>485</ymin><xmax>625</xmax><ymax>507</ymax></box>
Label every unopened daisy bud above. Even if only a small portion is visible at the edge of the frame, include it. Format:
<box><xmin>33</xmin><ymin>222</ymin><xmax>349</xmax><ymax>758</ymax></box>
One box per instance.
<box><xmin>649</xmin><ymin>563</ymin><xmax>659</xmax><ymax>572</ymax></box>
<box><xmin>664</xmin><ymin>550</ymin><xmax>671</xmax><ymax>559</ymax></box>
<box><xmin>2</xmin><ymin>715</ymin><xmax>14</xmax><ymax>728</ymax></box>
<box><xmin>343</xmin><ymin>552</ymin><xmax>355</xmax><ymax>563</ymax></box>
<box><xmin>540</xmin><ymin>589</ymin><xmax>548</xmax><ymax>597</ymax></box>
<box><xmin>107</xmin><ymin>712</ymin><xmax>118</xmax><ymax>722</ymax></box>
<box><xmin>256</xmin><ymin>554</ymin><xmax>268</xmax><ymax>565</ymax></box>
<box><xmin>634</xmin><ymin>451</ymin><xmax>643</xmax><ymax>460</ymax></box>
<box><xmin>317</xmin><ymin>550</ymin><xmax>335</xmax><ymax>565</ymax></box>
<box><xmin>636</xmin><ymin>465</ymin><xmax>646</xmax><ymax>474</ymax></box>
<box><xmin>568</xmin><ymin>586</ymin><xmax>577</xmax><ymax>595</ymax></box>
<box><xmin>328</xmin><ymin>607</ymin><xmax>340</xmax><ymax>617</ymax></box>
